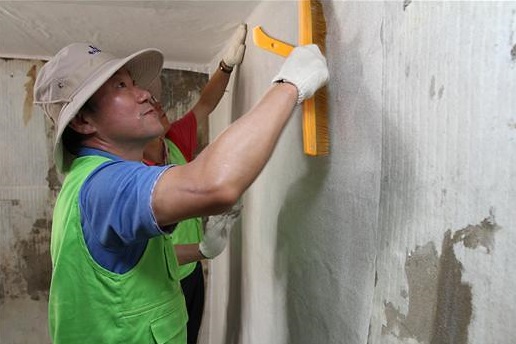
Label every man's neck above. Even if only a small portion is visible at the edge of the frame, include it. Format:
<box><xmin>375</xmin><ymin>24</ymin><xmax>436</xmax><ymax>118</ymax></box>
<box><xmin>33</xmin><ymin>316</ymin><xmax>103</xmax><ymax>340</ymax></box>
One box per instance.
<box><xmin>143</xmin><ymin>137</ymin><xmax>166</xmax><ymax>165</ymax></box>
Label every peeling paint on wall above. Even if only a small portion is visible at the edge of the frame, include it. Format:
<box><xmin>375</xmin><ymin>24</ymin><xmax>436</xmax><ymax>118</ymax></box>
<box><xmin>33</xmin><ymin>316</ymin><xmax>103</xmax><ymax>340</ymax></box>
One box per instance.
<box><xmin>22</xmin><ymin>64</ymin><xmax>38</xmax><ymax>126</ymax></box>
<box><xmin>16</xmin><ymin>218</ymin><xmax>52</xmax><ymax>301</ymax></box>
<box><xmin>382</xmin><ymin>212</ymin><xmax>501</xmax><ymax>343</ymax></box>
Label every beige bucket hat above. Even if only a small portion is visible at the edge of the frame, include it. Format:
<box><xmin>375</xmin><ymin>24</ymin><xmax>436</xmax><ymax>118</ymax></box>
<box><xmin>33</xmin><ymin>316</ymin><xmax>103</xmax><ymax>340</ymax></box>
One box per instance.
<box><xmin>34</xmin><ymin>43</ymin><xmax>164</xmax><ymax>173</ymax></box>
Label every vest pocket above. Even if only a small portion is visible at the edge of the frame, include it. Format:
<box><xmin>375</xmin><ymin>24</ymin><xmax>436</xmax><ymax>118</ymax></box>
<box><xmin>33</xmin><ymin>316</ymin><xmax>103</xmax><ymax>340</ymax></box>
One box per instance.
<box><xmin>118</xmin><ymin>297</ymin><xmax>187</xmax><ymax>343</ymax></box>
<box><xmin>150</xmin><ymin>307</ymin><xmax>188</xmax><ymax>344</ymax></box>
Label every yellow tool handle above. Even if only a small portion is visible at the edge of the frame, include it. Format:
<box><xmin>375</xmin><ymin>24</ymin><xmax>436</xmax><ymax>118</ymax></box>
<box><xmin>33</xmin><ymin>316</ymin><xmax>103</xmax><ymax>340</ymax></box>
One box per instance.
<box><xmin>252</xmin><ymin>26</ymin><xmax>294</xmax><ymax>57</ymax></box>
<box><xmin>299</xmin><ymin>0</ymin><xmax>313</xmax><ymax>45</ymax></box>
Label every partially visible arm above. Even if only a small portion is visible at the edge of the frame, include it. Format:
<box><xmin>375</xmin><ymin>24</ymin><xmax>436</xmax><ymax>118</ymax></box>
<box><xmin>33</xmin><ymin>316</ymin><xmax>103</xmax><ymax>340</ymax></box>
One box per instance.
<box><xmin>175</xmin><ymin>244</ymin><xmax>204</xmax><ymax>265</ymax></box>
<box><xmin>190</xmin><ymin>68</ymin><xmax>231</xmax><ymax>124</ymax></box>
<box><xmin>191</xmin><ymin>23</ymin><xmax>247</xmax><ymax>124</ymax></box>
<box><xmin>175</xmin><ymin>203</ymin><xmax>242</xmax><ymax>264</ymax></box>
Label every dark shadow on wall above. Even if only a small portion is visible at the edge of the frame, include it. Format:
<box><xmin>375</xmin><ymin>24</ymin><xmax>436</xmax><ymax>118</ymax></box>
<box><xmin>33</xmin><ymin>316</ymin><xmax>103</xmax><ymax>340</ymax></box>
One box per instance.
<box><xmin>274</xmin><ymin>157</ymin><xmax>331</xmax><ymax>344</ymax></box>
<box><xmin>223</xmin><ymin>68</ymin><xmax>245</xmax><ymax>344</ymax></box>
<box><xmin>223</xmin><ymin>216</ymin><xmax>243</xmax><ymax>344</ymax></box>
<box><xmin>274</xmin><ymin>1</ymin><xmax>385</xmax><ymax>343</ymax></box>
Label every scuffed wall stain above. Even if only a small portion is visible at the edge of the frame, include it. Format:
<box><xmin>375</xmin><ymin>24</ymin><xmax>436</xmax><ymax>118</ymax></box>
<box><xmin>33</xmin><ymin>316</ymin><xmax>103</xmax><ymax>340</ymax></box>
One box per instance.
<box><xmin>403</xmin><ymin>0</ymin><xmax>412</xmax><ymax>11</ymax></box>
<box><xmin>15</xmin><ymin>218</ymin><xmax>52</xmax><ymax>301</ymax></box>
<box><xmin>382</xmin><ymin>212</ymin><xmax>501</xmax><ymax>343</ymax></box>
<box><xmin>382</xmin><ymin>243</ymin><xmax>439</xmax><ymax>342</ymax></box>
<box><xmin>46</xmin><ymin>165</ymin><xmax>61</xmax><ymax>191</ymax></box>
<box><xmin>0</xmin><ymin>216</ymin><xmax>51</xmax><ymax>303</ymax></box>
<box><xmin>511</xmin><ymin>44</ymin><xmax>516</xmax><ymax>61</ymax></box>
<box><xmin>430</xmin><ymin>230</ymin><xmax>472</xmax><ymax>344</ymax></box>
<box><xmin>23</xmin><ymin>64</ymin><xmax>38</xmax><ymax>126</ymax></box>
<box><xmin>451</xmin><ymin>212</ymin><xmax>499</xmax><ymax>254</ymax></box>
<box><xmin>17</xmin><ymin>218</ymin><xmax>52</xmax><ymax>301</ymax></box>
<box><xmin>437</xmin><ymin>85</ymin><xmax>444</xmax><ymax>100</ymax></box>
<box><xmin>429</xmin><ymin>76</ymin><xmax>445</xmax><ymax>100</ymax></box>
<box><xmin>429</xmin><ymin>76</ymin><xmax>436</xmax><ymax>99</ymax></box>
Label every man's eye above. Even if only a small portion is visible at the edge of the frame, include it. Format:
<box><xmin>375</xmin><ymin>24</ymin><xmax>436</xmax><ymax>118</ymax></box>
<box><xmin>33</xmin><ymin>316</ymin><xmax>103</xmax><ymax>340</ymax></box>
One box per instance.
<box><xmin>117</xmin><ymin>81</ymin><xmax>127</xmax><ymax>88</ymax></box>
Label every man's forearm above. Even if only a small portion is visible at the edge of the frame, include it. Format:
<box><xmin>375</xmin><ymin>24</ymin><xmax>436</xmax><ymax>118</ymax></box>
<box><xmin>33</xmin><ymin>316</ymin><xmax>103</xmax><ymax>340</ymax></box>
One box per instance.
<box><xmin>192</xmin><ymin>69</ymin><xmax>231</xmax><ymax>122</ymax></box>
<box><xmin>175</xmin><ymin>244</ymin><xmax>205</xmax><ymax>265</ymax></box>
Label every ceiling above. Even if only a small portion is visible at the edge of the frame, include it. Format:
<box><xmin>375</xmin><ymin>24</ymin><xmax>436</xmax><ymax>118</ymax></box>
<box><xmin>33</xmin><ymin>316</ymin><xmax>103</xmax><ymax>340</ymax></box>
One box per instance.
<box><xmin>0</xmin><ymin>1</ymin><xmax>261</xmax><ymax>72</ymax></box>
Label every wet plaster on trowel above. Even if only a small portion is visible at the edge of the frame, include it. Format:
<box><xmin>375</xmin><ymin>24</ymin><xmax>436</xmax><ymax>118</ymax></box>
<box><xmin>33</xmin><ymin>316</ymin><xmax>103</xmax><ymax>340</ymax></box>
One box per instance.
<box><xmin>382</xmin><ymin>213</ymin><xmax>500</xmax><ymax>343</ymax></box>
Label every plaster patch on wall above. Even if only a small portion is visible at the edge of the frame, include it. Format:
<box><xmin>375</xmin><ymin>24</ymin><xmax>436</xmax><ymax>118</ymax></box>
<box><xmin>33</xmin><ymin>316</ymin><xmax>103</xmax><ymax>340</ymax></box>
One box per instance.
<box><xmin>22</xmin><ymin>64</ymin><xmax>37</xmax><ymax>126</ymax></box>
<box><xmin>382</xmin><ymin>212</ymin><xmax>500</xmax><ymax>343</ymax></box>
<box><xmin>451</xmin><ymin>211</ymin><xmax>500</xmax><ymax>254</ymax></box>
<box><xmin>381</xmin><ymin>243</ymin><xmax>439</xmax><ymax>342</ymax></box>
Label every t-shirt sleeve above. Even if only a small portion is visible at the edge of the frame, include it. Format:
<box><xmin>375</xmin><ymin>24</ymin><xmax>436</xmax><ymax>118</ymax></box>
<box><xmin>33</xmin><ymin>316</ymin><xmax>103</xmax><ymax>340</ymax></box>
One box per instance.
<box><xmin>79</xmin><ymin>160</ymin><xmax>173</xmax><ymax>248</ymax></box>
<box><xmin>165</xmin><ymin>110</ymin><xmax>198</xmax><ymax>162</ymax></box>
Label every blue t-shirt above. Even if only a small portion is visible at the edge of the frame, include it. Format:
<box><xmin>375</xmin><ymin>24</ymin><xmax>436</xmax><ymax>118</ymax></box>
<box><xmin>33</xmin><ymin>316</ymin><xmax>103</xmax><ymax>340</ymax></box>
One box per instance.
<box><xmin>77</xmin><ymin>147</ymin><xmax>174</xmax><ymax>274</ymax></box>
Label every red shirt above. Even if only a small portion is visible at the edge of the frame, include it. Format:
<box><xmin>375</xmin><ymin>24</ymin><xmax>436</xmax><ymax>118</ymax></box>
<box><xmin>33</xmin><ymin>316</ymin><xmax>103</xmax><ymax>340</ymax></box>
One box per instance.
<box><xmin>165</xmin><ymin>110</ymin><xmax>198</xmax><ymax>162</ymax></box>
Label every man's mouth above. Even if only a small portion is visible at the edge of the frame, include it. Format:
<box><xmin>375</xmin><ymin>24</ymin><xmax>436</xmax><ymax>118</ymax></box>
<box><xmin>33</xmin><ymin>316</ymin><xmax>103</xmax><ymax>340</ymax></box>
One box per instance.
<box><xmin>140</xmin><ymin>107</ymin><xmax>157</xmax><ymax>117</ymax></box>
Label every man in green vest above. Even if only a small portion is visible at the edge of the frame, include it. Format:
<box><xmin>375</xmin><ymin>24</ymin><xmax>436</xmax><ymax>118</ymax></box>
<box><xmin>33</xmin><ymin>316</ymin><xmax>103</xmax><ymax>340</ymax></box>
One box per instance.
<box><xmin>33</xmin><ymin>34</ymin><xmax>328</xmax><ymax>343</ymax></box>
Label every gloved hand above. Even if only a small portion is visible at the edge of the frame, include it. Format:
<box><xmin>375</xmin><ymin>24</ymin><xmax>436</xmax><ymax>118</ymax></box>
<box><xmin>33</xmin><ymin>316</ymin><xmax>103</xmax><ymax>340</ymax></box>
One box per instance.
<box><xmin>199</xmin><ymin>203</ymin><xmax>243</xmax><ymax>259</ymax></box>
<box><xmin>272</xmin><ymin>44</ymin><xmax>329</xmax><ymax>104</ymax></box>
<box><xmin>222</xmin><ymin>23</ymin><xmax>248</xmax><ymax>68</ymax></box>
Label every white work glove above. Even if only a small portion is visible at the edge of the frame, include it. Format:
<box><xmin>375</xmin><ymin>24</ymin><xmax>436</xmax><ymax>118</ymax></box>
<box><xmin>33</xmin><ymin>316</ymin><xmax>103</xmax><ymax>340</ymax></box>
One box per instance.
<box><xmin>199</xmin><ymin>203</ymin><xmax>243</xmax><ymax>259</ymax></box>
<box><xmin>222</xmin><ymin>23</ymin><xmax>247</xmax><ymax>67</ymax></box>
<box><xmin>272</xmin><ymin>44</ymin><xmax>329</xmax><ymax>104</ymax></box>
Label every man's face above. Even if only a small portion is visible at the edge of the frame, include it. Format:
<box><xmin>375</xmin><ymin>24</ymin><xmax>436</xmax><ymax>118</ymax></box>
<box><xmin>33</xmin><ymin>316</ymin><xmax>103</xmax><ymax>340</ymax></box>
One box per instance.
<box><xmin>86</xmin><ymin>68</ymin><xmax>164</xmax><ymax>145</ymax></box>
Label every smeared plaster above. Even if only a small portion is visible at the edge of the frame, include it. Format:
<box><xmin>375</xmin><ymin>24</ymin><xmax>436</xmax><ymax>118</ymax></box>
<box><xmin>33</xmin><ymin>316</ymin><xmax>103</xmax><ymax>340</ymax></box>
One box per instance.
<box><xmin>382</xmin><ymin>213</ymin><xmax>501</xmax><ymax>343</ymax></box>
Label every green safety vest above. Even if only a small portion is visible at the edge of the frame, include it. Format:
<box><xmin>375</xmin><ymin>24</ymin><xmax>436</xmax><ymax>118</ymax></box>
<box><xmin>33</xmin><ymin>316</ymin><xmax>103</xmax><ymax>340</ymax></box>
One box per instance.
<box><xmin>49</xmin><ymin>155</ymin><xmax>187</xmax><ymax>344</ymax></box>
<box><xmin>164</xmin><ymin>138</ymin><xmax>204</xmax><ymax>279</ymax></box>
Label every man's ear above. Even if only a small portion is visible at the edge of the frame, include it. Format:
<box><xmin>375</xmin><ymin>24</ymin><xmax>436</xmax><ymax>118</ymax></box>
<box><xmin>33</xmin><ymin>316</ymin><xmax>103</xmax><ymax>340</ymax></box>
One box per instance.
<box><xmin>68</xmin><ymin>112</ymin><xmax>96</xmax><ymax>135</ymax></box>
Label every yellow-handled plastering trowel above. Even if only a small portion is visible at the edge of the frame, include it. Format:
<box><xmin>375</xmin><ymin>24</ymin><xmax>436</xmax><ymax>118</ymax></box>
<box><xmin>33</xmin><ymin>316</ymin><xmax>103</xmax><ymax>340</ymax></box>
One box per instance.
<box><xmin>253</xmin><ymin>0</ymin><xmax>328</xmax><ymax>156</ymax></box>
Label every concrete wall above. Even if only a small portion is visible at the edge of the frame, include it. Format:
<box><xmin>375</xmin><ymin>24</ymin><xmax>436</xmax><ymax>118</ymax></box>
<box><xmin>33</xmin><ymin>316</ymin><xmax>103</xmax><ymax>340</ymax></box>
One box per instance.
<box><xmin>1</xmin><ymin>1</ymin><xmax>515</xmax><ymax>344</ymax></box>
<box><xmin>206</xmin><ymin>1</ymin><xmax>516</xmax><ymax>344</ymax></box>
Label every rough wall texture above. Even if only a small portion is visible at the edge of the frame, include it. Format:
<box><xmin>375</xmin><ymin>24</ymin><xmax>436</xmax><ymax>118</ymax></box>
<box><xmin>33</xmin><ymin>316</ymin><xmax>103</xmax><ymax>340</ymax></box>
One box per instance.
<box><xmin>207</xmin><ymin>1</ymin><xmax>516</xmax><ymax>344</ymax></box>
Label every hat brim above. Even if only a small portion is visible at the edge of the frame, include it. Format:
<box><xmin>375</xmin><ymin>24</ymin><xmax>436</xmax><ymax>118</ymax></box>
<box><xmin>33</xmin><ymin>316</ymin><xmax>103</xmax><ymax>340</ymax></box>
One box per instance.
<box><xmin>53</xmin><ymin>48</ymin><xmax>164</xmax><ymax>173</ymax></box>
